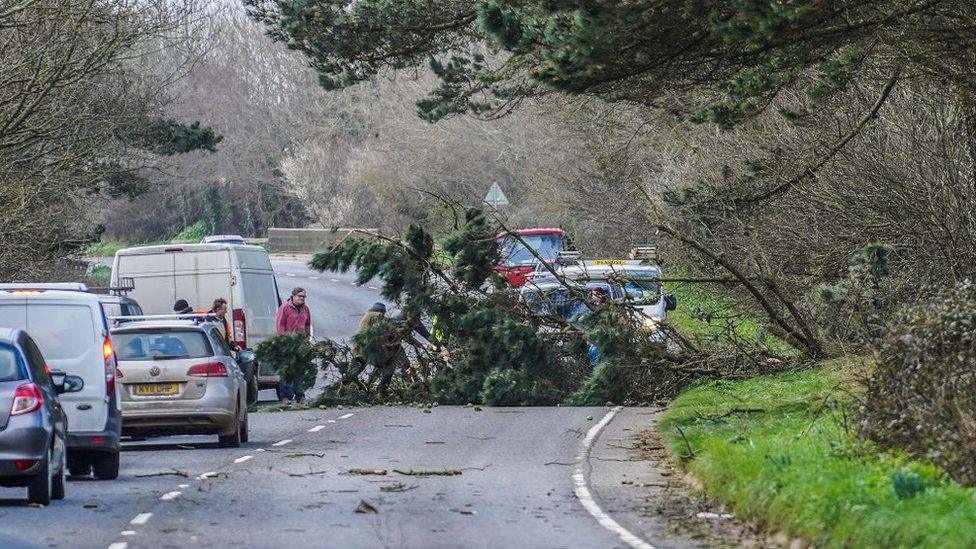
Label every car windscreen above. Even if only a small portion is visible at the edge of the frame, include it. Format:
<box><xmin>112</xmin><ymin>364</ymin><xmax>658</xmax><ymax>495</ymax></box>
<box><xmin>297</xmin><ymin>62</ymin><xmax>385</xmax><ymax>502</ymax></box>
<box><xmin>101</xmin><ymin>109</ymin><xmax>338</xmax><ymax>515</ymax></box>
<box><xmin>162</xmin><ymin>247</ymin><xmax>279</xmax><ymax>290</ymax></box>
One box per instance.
<box><xmin>499</xmin><ymin>234</ymin><xmax>564</xmax><ymax>267</ymax></box>
<box><xmin>113</xmin><ymin>330</ymin><xmax>212</xmax><ymax>361</ymax></box>
<box><xmin>0</xmin><ymin>344</ymin><xmax>24</xmax><ymax>382</ymax></box>
<box><xmin>622</xmin><ymin>279</ymin><xmax>661</xmax><ymax>304</ymax></box>
<box><xmin>0</xmin><ymin>303</ymin><xmax>95</xmax><ymax>360</ymax></box>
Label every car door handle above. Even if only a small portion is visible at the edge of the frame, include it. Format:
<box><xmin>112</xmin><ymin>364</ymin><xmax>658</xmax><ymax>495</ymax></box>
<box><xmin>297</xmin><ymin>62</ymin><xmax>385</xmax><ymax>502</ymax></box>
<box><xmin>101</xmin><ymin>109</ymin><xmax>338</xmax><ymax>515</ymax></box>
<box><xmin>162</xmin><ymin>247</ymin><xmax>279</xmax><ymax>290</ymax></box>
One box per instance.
<box><xmin>76</xmin><ymin>404</ymin><xmax>92</xmax><ymax>410</ymax></box>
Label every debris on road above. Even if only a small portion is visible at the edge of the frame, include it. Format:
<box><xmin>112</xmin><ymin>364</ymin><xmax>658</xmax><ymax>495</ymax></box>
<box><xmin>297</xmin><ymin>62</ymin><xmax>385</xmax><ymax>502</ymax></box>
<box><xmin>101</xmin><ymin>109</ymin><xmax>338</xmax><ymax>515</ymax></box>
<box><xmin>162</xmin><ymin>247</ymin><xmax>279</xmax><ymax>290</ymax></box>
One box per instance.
<box><xmin>425</xmin><ymin>441</ymin><xmax>445</xmax><ymax>444</ymax></box>
<box><xmin>586</xmin><ymin>415</ymin><xmax>593</xmax><ymax>421</ymax></box>
<box><xmin>544</xmin><ymin>461</ymin><xmax>576</xmax><ymax>466</ymax></box>
<box><xmin>354</xmin><ymin>499</ymin><xmax>378</xmax><ymax>513</ymax></box>
<box><xmin>348</xmin><ymin>468</ymin><xmax>388</xmax><ymax>476</ymax></box>
<box><xmin>473</xmin><ymin>406</ymin><xmax>482</xmax><ymax>411</ymax></box>
<box><xmin>82</xmin><ymin>502</ymin><xmax>98</xmax><ymax>509</ymax></box>
<box><xmin>393</xmin><ymin>469</ymin><xmax>462</xmax><ymax>476</ymax></box>
<box><xmin>696</xmin><ymin>511</ymin><xmax>734</xmax><ymax>520</ymax></box>
<box><xmin>380</xmin><ymin>482</ymin><xmax>418</xmax><ymax>493</ymax></box>
<box><xmin>135</xmin><ymin>469</ymin><xmax>188</xmax><ymax>478</ymax></box>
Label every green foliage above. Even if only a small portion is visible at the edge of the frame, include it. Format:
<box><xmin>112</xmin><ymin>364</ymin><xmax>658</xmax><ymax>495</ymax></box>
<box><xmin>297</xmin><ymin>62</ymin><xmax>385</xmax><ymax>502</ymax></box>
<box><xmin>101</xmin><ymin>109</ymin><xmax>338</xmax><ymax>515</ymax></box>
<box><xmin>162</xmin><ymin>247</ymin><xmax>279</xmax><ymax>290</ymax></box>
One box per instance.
<box><xmin>255</xmin><ymin>332</ymin><xmax>319</xmax><ymax>390</ymax></box>
<box><xmin>660</xmin><ymin>361</ymin><xmax>976</xmax><ymax>547</ymax></box>
<box><xmin>125</xmin><ymin>118</ymin><xmax>222</xmax><ymax>156</ymax></box>
<box><xmin>861</xmin><ymin>281</ymin><xmax>976</xmax><ymax>485</ymax></box>
<box><xmin>171</xmin><ymin>221</ymin><xmax>209</xmax><ymax>242</ymax></box>
<box><xmin>88</xmin><ymin>265</ymin><xmax>111</xmax><ymax>286</ymax></box>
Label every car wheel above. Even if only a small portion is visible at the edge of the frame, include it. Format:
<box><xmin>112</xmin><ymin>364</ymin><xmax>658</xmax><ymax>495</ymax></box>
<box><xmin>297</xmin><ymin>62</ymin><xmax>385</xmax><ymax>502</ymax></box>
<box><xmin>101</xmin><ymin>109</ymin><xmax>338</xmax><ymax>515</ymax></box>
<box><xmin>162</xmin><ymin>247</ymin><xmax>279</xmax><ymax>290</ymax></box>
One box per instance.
<box><xmin>92</xmin><ymin>452</ymin><xmax>120</xmax><ymax>480</ymax></box>
<box><xmin>218</xmin><ymin>406</ymin><xmax>242</xmax><ymax>448</ymax></box>
<box><xmin>240</xmin><ymin>407</ymin><xmax>249</xmax><ymax>444</ymax></box>
<box><xmin>51</xmin><ymin>450</ymin><xmax>66</xmax><ymax>500</ymax></box>
<box><xmin>27</xmin><ymin>450</ymin><xmax>52</xmax><ymax>505</ymax></box>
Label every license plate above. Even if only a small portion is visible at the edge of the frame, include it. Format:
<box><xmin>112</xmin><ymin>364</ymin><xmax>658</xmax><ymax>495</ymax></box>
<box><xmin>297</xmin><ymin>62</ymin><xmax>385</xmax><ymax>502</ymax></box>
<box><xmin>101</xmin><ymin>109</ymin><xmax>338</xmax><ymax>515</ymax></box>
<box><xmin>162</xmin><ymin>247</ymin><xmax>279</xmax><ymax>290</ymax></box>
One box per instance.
<box><xmin>134</xmin><ymin>383</ymin><xmax>179</xmax><ymax>396</ymax></box>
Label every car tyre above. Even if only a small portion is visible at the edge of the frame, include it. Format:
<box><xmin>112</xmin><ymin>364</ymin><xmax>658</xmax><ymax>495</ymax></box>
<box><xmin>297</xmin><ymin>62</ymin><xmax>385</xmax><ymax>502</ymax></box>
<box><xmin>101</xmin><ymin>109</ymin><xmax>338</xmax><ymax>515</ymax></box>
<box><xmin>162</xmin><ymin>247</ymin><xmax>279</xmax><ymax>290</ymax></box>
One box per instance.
<box><xmin>27</xmin><ymin>451</ymin><xmax>52</xmax><ymax>505</ymax></box>
<box><xmin>240</xmin><ymin>408</ymin><xmax>249</xmax><ymax>443</ymax></box>
<box><xmin>51</xmin><ymin>450</ymin><xmax>66</xmax><ymax>500</ymax></box>
<box><xmin>218</xmin><ymin>406</ymin><xmax>243</xmax><ymax>448</ymax></box>
<box><xmin>92</xmin><ymin>452</ymin><xmax>120</xmax><ymax>480</ymax></box>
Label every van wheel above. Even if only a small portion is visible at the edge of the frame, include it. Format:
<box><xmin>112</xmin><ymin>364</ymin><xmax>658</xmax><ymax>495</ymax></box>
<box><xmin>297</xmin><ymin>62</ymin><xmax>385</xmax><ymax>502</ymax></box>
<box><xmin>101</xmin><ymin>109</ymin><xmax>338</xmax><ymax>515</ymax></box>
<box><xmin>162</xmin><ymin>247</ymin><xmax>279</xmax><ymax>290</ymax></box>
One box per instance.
<box><xmin>93</xmin><ymin>452</ymin><xmax>120</xmax><ymax>480</ymax></box>
<box><xmin>27</xmin><ymin>450</ymin><xmax>52</xmax><ymax>505</ymax></box>
<box><xmin>51</xmin><ymin>450</ymin><xmax>66</xmax><ymax>500</ymax></box>
<box><xmin>219</xmin><ymin>407</ymin><xmax>243</xmax><ymax>448</ymax></box>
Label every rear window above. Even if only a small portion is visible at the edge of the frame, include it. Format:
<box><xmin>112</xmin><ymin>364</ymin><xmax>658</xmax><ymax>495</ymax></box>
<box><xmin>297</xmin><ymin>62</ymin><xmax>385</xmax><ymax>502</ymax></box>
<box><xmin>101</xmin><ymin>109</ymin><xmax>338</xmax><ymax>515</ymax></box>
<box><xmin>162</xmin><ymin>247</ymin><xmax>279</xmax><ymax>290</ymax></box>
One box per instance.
<box><xmin>0</xmin><ymin>344</ymin><xmax>24</xmax><ymax>382</ymax></box>
<box><xmin>113</xmin><ymin>330</ymin><xmax>212</xmax><ymax>361</ymax></box>
<box><xmin>0</xmin><ymin>304</ymin><xmax>95</xmax><ymax>360</ymax></box>
<box><xmin>101</xmin><ymin>302</ymin><xmax>122</xmax><ymax>318</ymax></box>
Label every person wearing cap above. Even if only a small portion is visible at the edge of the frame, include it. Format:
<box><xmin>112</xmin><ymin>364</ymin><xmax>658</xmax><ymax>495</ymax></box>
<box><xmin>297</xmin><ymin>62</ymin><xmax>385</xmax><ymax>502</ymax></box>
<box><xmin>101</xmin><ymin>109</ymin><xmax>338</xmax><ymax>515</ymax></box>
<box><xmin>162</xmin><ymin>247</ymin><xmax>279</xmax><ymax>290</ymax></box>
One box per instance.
<box><xmin>173</xmin><ymin>299</ymin><xmax>195</xmax><ymax>320</ymax></box>
<box><xmin>274</xmin><ymin>287</ymin><xmax>312</xmax><ymax>403</ymax></box>
<box><xmin>347</xmin><ymin>302</ymin><xmax>409</xmax><ymax>399</ymax></box>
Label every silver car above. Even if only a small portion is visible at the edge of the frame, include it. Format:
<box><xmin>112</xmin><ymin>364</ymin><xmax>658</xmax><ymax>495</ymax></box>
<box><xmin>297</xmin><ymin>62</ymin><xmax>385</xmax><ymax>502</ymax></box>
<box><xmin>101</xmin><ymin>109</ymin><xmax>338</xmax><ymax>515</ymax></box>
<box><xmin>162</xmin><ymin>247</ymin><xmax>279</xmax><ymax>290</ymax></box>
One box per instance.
<box><xmin>111</xmin><ymin>321</ymin><xmax>248</xmax><ymax>447</ymax></box>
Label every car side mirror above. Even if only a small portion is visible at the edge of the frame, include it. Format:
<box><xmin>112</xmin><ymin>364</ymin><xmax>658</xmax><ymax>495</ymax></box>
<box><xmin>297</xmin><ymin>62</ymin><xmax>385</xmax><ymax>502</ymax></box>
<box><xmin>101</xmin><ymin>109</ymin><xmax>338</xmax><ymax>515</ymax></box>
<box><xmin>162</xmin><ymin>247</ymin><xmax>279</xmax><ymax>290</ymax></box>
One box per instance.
<box><xmin>237</xmin><ymin>349</ymin><xmax>256</xmax><ymax>364</ymax></box>
<box><xmin>664</xmin><ymin>294</ymin><xmax>677</xmax><ymax>312</ymax></box>
<box><xmin>50</xmin><ymin>369</ymin><xmax>66</xmax><ymax>390</ymax></box>
<box><xmin>51</xmin><ymin>371</ymin><xmax>84</xmax><ymax>394</ymax></box>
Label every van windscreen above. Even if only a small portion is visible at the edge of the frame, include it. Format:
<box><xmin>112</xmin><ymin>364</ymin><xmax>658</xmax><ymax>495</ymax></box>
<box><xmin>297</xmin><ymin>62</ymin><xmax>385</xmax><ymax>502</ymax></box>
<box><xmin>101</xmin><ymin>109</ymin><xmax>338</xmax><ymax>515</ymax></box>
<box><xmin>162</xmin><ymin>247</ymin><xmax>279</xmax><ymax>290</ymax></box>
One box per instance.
<box><xmin>0</xmin><ymin>304</ymin><xmax>95</xmax><ymax>360</ymax></box>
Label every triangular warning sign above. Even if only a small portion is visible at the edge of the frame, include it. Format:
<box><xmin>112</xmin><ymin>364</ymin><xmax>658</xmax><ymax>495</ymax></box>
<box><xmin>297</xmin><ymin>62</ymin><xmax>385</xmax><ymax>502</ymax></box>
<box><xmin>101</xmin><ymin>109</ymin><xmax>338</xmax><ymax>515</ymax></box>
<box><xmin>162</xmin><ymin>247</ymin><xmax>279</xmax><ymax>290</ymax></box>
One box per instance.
<box><xmin>484</xmin><ymin>181</ymin><xmax>509</xmax><ymax>207</ymax></box>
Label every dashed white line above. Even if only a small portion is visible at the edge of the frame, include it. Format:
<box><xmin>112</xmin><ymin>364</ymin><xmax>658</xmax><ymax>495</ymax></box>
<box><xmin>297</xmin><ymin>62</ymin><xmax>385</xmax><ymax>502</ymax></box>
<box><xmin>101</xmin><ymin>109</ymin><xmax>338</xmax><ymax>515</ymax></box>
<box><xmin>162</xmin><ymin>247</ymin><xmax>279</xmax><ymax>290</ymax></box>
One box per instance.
<box><xmin>285</xmin><ymin>273</ymin><xmax>296</xmax><ymax>277</ymax></box>
<box><xmin>310</xmin><ymin>276</ymin><xmax>319</xmax><ymax>280</ymax></box>
<box><xmin>329</xmin><ymin>278</ymin><xmax>339</xmax><ymax>282</ymax></box>
<box><xmin>234</xmin><ymin>455</ymin><xmax>253</xmax><ymax>464</ymax></box>
<box><xmin>196</xmin><ymin>471</ymin><xmax>217</xmax><ymax>480</ymax></box>
<box><xmin>338</xmin><ymin>413</ymin><xmax>354</xmax><ymax>420</ymax></box>
<box><xmin>349</xmin><ymin>282</ymin><xmax>357</xmax><ymax>286</ymax></box>
<box><xmin>256</xmin><ymin>448</ymin><xmax>265</xmax><ymax>452</ymax></box>
<box><xmin>129</xmin><ymin>513</ymin><xmax>152</xmax><ymax>525</ymax></box>
<box><xmin>573</xmin><ymin>406</ymin><xmax>655</xmax><ymax>549</ymax></box>
<box><xmin>327</xmin><ymin>419</ymin><xmax>336</xmax><ymax>423</ymax></box>
<box><xmin>272</xmin><ymin>439</ymin><xmax>292</xmax><ymax>447</ymax></box>
<box><xmin>159</xmin><ymin>491</ymin><xmax>181</xmax><ymax>501</ymax></box>
<box><xmin>120</xmin><ymin>531</ymin><xmax>135</xmax><ymax>537</ymax></box>
<box><xmin>107</xmin><ymin>543</ymin><xmax>128</xmax><ymax>549</ymax></box>
<box><xmin>308</xmin><ymin>425</ymin><xmax>326</xmax><ymax>432</ymax></box>
<box><xmin>178</xmin><ymin>484</ymin><xmax>189</xmax><ymax>489</ymax></box>
<box><xmin>368</xmin><ymin>286</ymin><xmax>378</xmax><ymax>290</ymax></box>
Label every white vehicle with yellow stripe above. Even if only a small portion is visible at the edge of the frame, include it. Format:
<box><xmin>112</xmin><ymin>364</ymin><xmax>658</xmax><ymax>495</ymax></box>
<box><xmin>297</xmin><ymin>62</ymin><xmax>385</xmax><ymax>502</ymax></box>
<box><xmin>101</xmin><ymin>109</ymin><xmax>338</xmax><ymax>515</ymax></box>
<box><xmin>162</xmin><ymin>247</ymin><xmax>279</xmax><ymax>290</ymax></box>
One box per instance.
<box><xmin>521</xmin><ymin>247</ymin><xmax>677</xmax><ymax>334</ymax></box>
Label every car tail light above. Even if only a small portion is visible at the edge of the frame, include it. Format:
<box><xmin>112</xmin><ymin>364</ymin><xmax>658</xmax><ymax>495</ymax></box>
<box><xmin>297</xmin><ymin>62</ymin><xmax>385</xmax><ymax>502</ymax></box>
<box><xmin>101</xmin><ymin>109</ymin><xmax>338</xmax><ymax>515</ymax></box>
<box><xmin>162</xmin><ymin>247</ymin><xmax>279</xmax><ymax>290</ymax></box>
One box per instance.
<box><xmin>14</xmin><ymin>460</ymin><xmax>37</xmax><ymax>470</ymax></box>
<box><xmin>186</xmin><ymin>362</ymin><xmax>228</xmax><ymax>377</ymax></box>
<box><xmin>103</xmin><ymin>337</ymin><xmax>117</xmax><ymax>394</ymax></box>
<box><xmin>11</xmin><ymin>384</ymin><xmax>43</xmax><ymax>416</ymax></box>
<box><xmin>91</xmin><ymin>436</ymin><xmax>106</xmax><ymax>444</ymax></box>
<box><xmin>233</xmin><ymin>308</ymin><xmax>246</xmax><ymax>349</ymax></box>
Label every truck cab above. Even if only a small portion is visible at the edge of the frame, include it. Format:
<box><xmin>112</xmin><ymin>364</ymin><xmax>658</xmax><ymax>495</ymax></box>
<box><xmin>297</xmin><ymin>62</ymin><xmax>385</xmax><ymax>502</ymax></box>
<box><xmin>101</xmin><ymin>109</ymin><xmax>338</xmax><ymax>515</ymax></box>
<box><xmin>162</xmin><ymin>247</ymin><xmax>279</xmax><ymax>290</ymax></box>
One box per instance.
<box><xmin>496</xmin><ymin>228</ymin><xmax>571</xmax><ymax>287</ymax></box>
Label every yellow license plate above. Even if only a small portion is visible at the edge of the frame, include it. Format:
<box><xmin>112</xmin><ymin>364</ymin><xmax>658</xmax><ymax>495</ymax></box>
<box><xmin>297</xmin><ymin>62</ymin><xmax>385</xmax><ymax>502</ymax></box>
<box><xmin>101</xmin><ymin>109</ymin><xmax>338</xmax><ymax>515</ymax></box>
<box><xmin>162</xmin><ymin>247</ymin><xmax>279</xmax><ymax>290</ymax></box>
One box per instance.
<box><xmin>592</xmin><ymin>259</ymin><xmax>626</xmax><ymax>265</ymax></box>
<box><xmin>135</xmin><ymin>383</ymin><xmax>179</xmax><ymax>396</ymax></box>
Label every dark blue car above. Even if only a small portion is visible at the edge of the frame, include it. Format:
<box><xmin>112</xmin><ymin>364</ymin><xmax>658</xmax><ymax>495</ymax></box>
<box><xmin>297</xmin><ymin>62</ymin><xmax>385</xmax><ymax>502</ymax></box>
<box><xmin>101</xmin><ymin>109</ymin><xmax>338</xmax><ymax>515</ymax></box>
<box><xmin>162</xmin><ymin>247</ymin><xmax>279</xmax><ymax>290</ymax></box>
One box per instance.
<box><xmin>0</xmin><ymin>328</ymin><xmax>83</xmax><ymax>504</ymax></box>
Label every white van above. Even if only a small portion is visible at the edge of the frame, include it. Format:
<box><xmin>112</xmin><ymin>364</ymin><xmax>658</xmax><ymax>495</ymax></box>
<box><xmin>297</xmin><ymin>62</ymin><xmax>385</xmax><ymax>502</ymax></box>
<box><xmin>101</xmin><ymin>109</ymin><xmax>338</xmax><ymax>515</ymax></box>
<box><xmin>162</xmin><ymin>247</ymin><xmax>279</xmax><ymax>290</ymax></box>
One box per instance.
<box><xmin>110</xmin><ymin>244</ymin><xmax>282</xmax><ymax>399</ymax></box>
<box><xmin>0</xmin><ymin>285</ymin><xmax>123</xmax><ymax>479</ymax></box>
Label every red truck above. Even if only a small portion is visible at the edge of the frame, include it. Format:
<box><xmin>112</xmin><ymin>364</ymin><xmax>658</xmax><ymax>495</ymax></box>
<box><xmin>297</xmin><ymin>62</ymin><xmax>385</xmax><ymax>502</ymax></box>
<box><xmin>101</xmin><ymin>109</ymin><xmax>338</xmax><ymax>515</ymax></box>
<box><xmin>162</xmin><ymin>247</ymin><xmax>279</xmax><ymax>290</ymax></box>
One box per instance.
<box><xmin>496</xmin><ymin>228</ymin><xmax>572</xmax><ymax>287</ymax></box>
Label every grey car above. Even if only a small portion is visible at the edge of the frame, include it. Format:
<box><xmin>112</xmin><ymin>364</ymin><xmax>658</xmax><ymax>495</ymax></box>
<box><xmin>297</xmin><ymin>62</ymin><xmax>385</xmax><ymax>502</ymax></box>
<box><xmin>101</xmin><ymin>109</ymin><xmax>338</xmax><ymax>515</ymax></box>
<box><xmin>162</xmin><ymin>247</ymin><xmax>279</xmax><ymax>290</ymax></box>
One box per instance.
<box><xmin>0</xmin><ymin>328</ymin><xmax>84</xmax><ymax>504</ymax></box>
<box><xmin>111</xmin><ymin>321</ymin><xmax>248</xmax><ymax>447</ymax></box>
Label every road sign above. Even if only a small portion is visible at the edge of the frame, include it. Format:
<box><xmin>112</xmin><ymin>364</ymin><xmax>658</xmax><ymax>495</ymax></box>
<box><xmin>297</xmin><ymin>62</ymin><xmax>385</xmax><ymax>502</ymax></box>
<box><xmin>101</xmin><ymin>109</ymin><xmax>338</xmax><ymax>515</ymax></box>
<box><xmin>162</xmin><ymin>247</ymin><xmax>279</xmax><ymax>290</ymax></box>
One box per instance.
<box><xmin>484</xmin><ymin>181</ymin><xmax>509</xmax><ymax>207</ymax></box>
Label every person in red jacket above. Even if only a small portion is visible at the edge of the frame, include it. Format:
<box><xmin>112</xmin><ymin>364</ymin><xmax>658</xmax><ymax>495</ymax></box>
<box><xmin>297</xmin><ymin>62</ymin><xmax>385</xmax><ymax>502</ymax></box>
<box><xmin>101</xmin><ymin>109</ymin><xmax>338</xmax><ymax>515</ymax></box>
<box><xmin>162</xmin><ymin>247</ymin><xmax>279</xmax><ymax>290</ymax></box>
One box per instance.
<box><xmin>274</xmin><ymin>287</ymin><xmax>311</xmax><ymax>402</ymax></box>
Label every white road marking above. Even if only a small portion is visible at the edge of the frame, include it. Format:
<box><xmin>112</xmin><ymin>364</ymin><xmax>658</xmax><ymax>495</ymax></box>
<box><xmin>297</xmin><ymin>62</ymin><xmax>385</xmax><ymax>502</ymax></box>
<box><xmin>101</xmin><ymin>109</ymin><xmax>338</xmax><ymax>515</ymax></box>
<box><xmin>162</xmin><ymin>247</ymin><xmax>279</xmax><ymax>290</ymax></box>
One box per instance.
<box><xmin>327</xmin><ymin>419</ymin><xmax>336</xmax><ymax>423</ymax></box>
<box><xmin>285</xmin><ymin>273</ymin><xmax>296</xmax><ymax>277</ymax></box>
<box><xmin>120</xmin><ymin>531</ymin><xmax>135</xmax><ymax>536</ymax></box>
<box><xmin>234</xmin><ymin>455</ymin><xmax>253</xmax><ymax>464</ymax></box>
<box><xmin>196</xmin><ymin>471</ymin><xmax>217</xmax><ymax>480</ymax></box>
<box><xmin>329</xmin><ymin>278</ymin><xmax>339</xmax><ymax>282</ymax></box>
<box><xmin>178</xmin><ymin>484</ymin><xmax>189</xmax><ymax>489</ymax></box>
<box><xmin>107</xmin><ymin>543</ymin><xmax>128</xmax><ymax>549</ymax></box>
<box><xmin>159</xmin><ymin>491</ymin><xmax>181</xmax><ymax>501</ymax></box>
<box><xmin>256</xmin><ymin>448</ymin><xmax>265</xmax><ymax>452</ymax></box>
<box><xmin>272</xmin><ymin>439</ymin><xmax>292</xmax><ymax>447</ymax></box>
<box><xmin>367</xmin><ymin>286</ymin><xmax>377</xmax><ymax>290</ymax></box>
<box><xmin>308</xmin><ymin>425</ymin><xmax>326</xmax><ymax>432</ymax></box>
<box><xmin>129</xmin><ymin>513</ymin><xmax>152</xmax><ymax>525</ymax></box>
<box><xmin>349</xmin><ymin>282</ymin><xmax>357</xmax><ymax>286</ymax></box>
<box><xmin>338</xmin><ymin>413</ymin><xmax>354</xmax><ymax>420</ymax></box>
<box><xmin>573</xmin><ymin>407</ymin><xmax>655</xmax><ymax>549</ymax></box>
<box><xmin>310</xmin><ymin>276</ymin><xmax>319</xmax><ymax>280</ymax></box>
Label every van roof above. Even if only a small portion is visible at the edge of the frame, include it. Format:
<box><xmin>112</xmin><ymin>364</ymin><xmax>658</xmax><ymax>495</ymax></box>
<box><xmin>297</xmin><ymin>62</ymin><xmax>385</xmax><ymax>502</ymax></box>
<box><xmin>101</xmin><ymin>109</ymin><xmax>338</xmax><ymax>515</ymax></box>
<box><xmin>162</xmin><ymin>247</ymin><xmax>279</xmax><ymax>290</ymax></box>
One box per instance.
<box><xmin>114</xmin><ymin>243</ymin><xmax>268</xmax><ymax>255</ymax></box>
<box><xmin>0</xmin><ymin>288</ymin><xmax>102</xmax><ymax>304</ymax></box>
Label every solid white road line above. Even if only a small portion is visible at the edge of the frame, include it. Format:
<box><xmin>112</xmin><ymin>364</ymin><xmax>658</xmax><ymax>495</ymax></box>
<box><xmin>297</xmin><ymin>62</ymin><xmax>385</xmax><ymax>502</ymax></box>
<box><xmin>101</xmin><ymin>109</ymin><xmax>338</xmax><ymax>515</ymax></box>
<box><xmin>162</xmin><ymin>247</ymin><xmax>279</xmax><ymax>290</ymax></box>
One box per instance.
<box><xmin>159</xmin><ymin>491</ymin><xmax>181</xmax><ymax>501</ymax></box>
<box><xmin>129</xmin><ymin>513</ymin><xmax>152</xmax><ymax>525</ymax></box>
<box><xmin>338</xmin><ymin>413</ymin><xmax>354</xmax><ymax>419</ymax></box>
<box><xmin>107</xmin><ymin>543</ymin><xmax>128</xmax><ymax>549</ymax></box>
<box><xmin>272</xmin><ymin>439</ymin><xmax>292</xmax><ymax>447</ymax></box>
<box><xmin>572</xmin><ymin>407</ymin><xmax>656</xmax><ymax>549</ymax></box>
<box><xmin>196</xmin><ymin>471</ymin><xmax>217</xmax><ymax>480</ymax></box>
<box><xmin>233</xmin><ymin>455</ymin><xmax>253</xmax><ymax>464</ymax></box>
<box><xmin>308</xmin><ymin>425</ymin><xmax>326</xmax><ymax>432</ymax></box>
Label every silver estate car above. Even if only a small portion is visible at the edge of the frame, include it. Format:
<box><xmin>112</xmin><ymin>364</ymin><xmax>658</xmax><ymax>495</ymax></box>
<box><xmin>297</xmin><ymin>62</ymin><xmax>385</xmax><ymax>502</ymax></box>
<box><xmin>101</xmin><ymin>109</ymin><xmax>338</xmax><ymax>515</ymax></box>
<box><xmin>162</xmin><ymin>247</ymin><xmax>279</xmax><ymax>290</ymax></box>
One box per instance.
<box><xmin>111</xmin><ymin>321</ymin><xmax>248</xmax><ymax>447</ymax></box>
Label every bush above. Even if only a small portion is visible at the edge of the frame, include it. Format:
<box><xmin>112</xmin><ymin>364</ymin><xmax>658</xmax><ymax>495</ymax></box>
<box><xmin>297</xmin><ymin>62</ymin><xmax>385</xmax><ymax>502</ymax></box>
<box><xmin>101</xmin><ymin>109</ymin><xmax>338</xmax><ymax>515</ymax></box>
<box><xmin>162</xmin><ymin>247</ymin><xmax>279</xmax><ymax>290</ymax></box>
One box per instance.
<box><xmin>255</xmin><ymin>333</ymin><xmax>319</xmax><ymax>391</ymax></box>
<box><xmin>171</xmin><ymin>220</ymin><xmax>209</xmax><ymax>242</ymax></box>
<box><xmin>861</xmin><ymin>281</ymin><xmax>976</xmax><ymax>485</ymax></box>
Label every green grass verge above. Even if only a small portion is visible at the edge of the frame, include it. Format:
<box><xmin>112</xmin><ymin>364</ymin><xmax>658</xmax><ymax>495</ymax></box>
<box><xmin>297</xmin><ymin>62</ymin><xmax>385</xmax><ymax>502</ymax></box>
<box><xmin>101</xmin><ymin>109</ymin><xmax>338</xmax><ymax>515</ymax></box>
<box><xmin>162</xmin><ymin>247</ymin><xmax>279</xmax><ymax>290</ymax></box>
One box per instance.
<box><xmin>82</xmin><ymin>241</ymin><xmax>131</xmax><ymax>257</ymax></box>
<box><xmin>659</xmin><ymin>360</ymin><xmax>976</xmax><ymax>547</ymax></box>
<box><xmin>666</xmin><ymin>280</ymin><xmax>796</xmax><ymax>355</ymax></box>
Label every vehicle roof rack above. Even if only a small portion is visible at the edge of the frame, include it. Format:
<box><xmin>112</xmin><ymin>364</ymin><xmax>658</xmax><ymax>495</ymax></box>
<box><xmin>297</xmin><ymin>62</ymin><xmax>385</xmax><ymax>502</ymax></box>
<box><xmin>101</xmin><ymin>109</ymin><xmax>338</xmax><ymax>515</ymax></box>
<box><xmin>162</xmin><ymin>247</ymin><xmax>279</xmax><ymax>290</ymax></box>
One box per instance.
<box><xmin>108</xmin><ymin>313</ymin><xmax>221</xmax><ymax>326</ymax></box>
<box><xmin>554</xmin><ymin>250</ymin><xmax>583</xmax><ymax>265</ymax></box>
<box><xmin>629</xmin><ymin>246</ymin><xmax>658</xmax><ymax>263</ymax></box>
<box><xmin>88</xmin><ymin>277</ymin><xmax>135</xmax><ymax>296</ymax></box>
<box><xmin>0</xmin><ymin>282</ymin><xmax>89</xmax><ymax>291</ymax></box>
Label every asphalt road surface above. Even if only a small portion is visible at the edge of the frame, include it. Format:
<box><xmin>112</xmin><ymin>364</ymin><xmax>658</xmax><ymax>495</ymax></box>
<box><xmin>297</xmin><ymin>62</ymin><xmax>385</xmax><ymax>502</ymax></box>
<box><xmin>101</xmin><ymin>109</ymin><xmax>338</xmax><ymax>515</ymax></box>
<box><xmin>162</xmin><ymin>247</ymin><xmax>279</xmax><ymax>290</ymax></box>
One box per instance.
<box><xmin>0</xmin><ymin>257</ymin><xmax>683</xmax><ymax>549</ymax></box>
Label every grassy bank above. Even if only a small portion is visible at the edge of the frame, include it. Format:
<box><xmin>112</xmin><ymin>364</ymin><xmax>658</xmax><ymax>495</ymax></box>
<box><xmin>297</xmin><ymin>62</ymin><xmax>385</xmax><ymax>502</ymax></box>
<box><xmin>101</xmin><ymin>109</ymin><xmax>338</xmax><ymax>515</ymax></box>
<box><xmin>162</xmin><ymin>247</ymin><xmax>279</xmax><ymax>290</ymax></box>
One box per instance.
<box><xmin>659</xmin><ymin>360</ymin><xmax>976</xmax><ymax>547</ymax></box>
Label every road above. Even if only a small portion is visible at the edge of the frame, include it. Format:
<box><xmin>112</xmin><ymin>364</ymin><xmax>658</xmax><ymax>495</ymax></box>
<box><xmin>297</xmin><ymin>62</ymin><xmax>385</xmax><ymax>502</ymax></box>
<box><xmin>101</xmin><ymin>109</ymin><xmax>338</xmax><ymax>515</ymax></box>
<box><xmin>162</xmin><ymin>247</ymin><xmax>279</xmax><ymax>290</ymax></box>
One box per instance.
<box><xmin>0</xmin><ymin>257</ymin><xmax>687</xmax><ymax>549</ymax></box>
